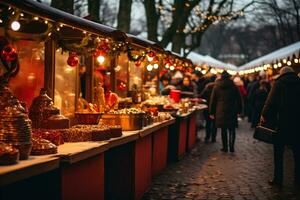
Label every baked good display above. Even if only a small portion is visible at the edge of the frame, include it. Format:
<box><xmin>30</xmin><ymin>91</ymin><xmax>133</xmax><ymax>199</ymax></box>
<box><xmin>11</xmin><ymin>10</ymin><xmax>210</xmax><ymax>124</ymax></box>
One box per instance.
<box><xmin>0</xmin><ymin>108</ymin><xmax>32</xmax><ymax>160</ymax></box>
<box><xmin>44</xmin><ymin>114</ymin><xmax>70</xmax><ymax>129</ymax></box>
<box><xmin>32</xmin><ymin>129</ymin><xmax>64</xmax><ymax>146</ymax></box>
<box><xmin>0</xmin><ymin>142</ymin><xmax>19</xmax><ymax>165</ymax></box>
<box><xmin>31</xmin><ymin>137</ymin><xmax>57</xmax><ymax>155</ymax></box>
<box><xmin>108</xmin><ymin>125</ymin><xmax>122</xmax><ymax>138</ymax></box>
<box><xmin>91</xmin><ymin>125</ymin><xmax>111</xmax><ymax>141</ymax></box>
<box><xmin>59</xmin><ymin>128</ymin><xmax>92</xmax><ymax>142</ymax></box>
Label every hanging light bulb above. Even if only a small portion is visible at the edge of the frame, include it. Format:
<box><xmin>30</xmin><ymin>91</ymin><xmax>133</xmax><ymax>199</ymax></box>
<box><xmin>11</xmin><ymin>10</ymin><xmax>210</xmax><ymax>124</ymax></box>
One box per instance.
<box><xmin>97</xmin><ymin>55</ymin><xmax>105</xmax><ymax>64</ymax></box>
<box><xmin>147</xmin><ymin>55</ymin><xmax>153</xmax><ymax>62</ymax></box>
<box><xmin>274</xmin><ymin>64</ymin><xmax>278</xmax><ymax>69</ymax></box>
<box><xmin>11</xmin><ymin>21</ymin><xmax>20</xmax><ymax>31</ymax></box>
<box><xmin>170</xmin><ymin>65</ymin><xmax>175</xmax><ymax>71</ymax></box>
<box><xmin>294</xmin><ymin>58</ymin><xmax>299</xmax><ymax>63</ymax></box>
<box><xmin>165</xmin><ymin>63</ymin><xmax>170</xmax><ymax>69</ymax></box>
<box><xmin>147</xmin><ymin>64</ymin><xmax>153</xmax><ymax>71</ymax></box>
<box><xmin>283</xmin><ymin>59</ymin><xmax>287</xmax><ymax>63</ymax></box>
<box><xmin>278</xmin><ymin>62</ymin><xmax>282</xmax><ymax>67</ymax></box>
<box><xmin>153</xmin><ymin>63</ymin><xmax>159</xmax><ymax>69</ymax></box>
<box><xmin>287</xmin><ymin>61</ymin><xmax>292</xmax><ymax>66</ymax></box>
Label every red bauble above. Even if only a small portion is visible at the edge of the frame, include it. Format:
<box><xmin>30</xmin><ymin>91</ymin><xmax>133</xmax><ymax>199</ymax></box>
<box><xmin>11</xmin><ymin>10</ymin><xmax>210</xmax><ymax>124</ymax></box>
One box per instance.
<box><xmin>135</xmin><ymin>60</ymin><xmax>142</xmax><ymax>67</ymax></box>
<box><xmin>67</xmin><ymin>53</ymin><xmax>79</xmax><ymax>67</ymax></box>
<box><xmin>153</xmin><ymin>56</ymin><xmax>159</xmax><ymax>63</ymax></box>
<box><xmin>117</xmin><ymin>81</ymin><xmax>127</xmax><ymax>91</ymax></box>
<box><xmin>147</xmin><ymin>51</ymin><xmax>155</xmax><ymax>58</ymax></box>
<box><xmin>1</xmin><ymin>45</ymin><xmax>17</xmax><ymax>61</ymax></box>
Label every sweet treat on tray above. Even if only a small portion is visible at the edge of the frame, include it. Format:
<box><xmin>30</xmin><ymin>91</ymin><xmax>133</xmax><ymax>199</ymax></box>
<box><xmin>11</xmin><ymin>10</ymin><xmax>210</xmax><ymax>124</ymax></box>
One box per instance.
<box><xmin>59</xmin><ymin>128</ymin><xmax>92</xmax><ymax>142</ymax></box>
<box><xmin>0</xmin><ymin>107</ymin><xmax>32</xmax><ymax>160</ymax></box>
<box><xmin>108</xmin><ymin>108</ymin><xmax>145</xmax><ymax>115</ymax></box>
<box><xmin>91</xmin><ymin>125</ymin><xmax>111</xmax><ymax>141</ymax></box>
<box><xmin>44</xmin><ymin>114</ymin><xmax>70</xmax><ymax>129</ymax></box>
<box><xmin>32</xmin><ymin>129</ymin><xmax>64</xmax><ymax>146</ymax></box>
<box><xmin>31</xmin><ymin>137</ymin><xmax>57</xmax><ymax>155</ymax></box>
<box><xmin>0</xmin><ymin>142</ymin><xmax>19</xmax><ymax>165</ymax></box>
<box><xmin>108</xmin><ymin>125</ymin><xmax>122</xmax><ymax>138</ymax></box>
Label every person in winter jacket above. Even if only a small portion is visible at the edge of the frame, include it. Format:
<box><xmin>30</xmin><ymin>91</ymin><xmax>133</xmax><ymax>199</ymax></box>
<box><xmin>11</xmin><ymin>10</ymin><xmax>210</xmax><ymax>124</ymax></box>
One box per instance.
<box><xmin>200</xmin><ymin>79</ymin><xmax>217</xmax><ymax>143</ymax></box>
<box><xmin>251</xmin><ymin>80</ymin><xmax>269</xmax><ymax>127</ymax></box>
<box><xmin>261</xmin><ymin>66</ymin><xmax>300</xmax><ymax>187</ymax></box>
<box><xmin>209</xmin><ymin>71</ymin><xmax>242</xmax><ymax>152</ymax></box>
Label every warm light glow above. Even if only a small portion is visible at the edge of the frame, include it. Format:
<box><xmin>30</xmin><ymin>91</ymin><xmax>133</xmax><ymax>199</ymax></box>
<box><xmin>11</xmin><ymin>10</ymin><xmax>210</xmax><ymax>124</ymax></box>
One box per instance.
<box><xmin>287</xmin><ymin>61</ymin><xmax>292</xmax><ymax>66</ymax></box>
<box><xmin>210</xmin><ymin>68</ymin><xmax>217</xmax><ymax>74</ymax></box>
<box><xmin>147</xmin><ymin>55</ymin><xmax>153</xmax><ymax>62</ymax></box>
<box><xmin>153</xmin><ymin>63</ymin><xmax>159</xmax><ymax>69</ymax></box>
<box><xmin>44</xmin><ymin>20</ymin><xmax>48</xmax><ymax>24</ymax></box>
<box><xmin>170</xmin><ymin>65</ymin><xmax>175</xmax><ymax>71</ymax></box>
<box><xmin>115</xmin><ymin>65</ymin><xmax>121</xmax><ymax>72</ymax></box>
<box><xmin>33</xmin><ymin>16</ymin><xmax>39</xmax><ymax>20</ymax></box>
<box><xmin>294</xmin><ymin>58</ymin><xmax>299</xmax><ymax>63</ymax></box>
<box><xmin>147</xmin><ymin>64</ymin><xmax>153</xmax><ymax>71</ymax></box>
<box><xmin>11</xmin><ymin>21</ymin><xmax>20</xmax><ymax>31</ymax></box>
<box><xmin>274</xmin><ymin>64</ymin><xmax>278</xmax><ymax>69</ymax></box>
<box><xmin>165</xmin><ymin>63</ymin><xmax>170</xmax><ymax>69</ymax></box>
<box><xmin>278</xmin><ymin>63</ymin><xmax>282</xmax><ymax>67</ymax></box>
<box><xmin>283</xmin><ymin>59</ymin><xmax>287</xmax><ymax>63</ymax></box>
<box><xmin>201</xmin><ymin>70</ymin><xmax>207</xmax><ymax>75</ymax></box>
<box><xmin>97</xmin><ymin>55</ymin><xmax>105</xmax><ymax>64</ymax></box>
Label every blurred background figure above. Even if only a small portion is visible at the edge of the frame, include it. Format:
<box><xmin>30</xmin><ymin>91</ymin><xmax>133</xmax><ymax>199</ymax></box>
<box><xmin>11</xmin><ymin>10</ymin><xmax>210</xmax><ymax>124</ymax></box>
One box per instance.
<box><xmin>177</xmin><ymin>75</ymin><xmax>196</xmax><ymax>98</ymax></box>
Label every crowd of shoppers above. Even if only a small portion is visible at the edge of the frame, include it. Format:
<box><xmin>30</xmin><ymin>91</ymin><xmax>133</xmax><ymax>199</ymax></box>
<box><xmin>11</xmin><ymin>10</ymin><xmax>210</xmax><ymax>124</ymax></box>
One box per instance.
<box><xmin>159</xmin><ymin>66</ymin><xmax>300</xmax><ymax>188</ymax></box>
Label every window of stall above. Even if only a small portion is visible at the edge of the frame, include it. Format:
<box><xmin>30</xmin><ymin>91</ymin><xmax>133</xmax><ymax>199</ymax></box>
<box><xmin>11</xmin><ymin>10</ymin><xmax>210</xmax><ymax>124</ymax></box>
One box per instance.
<box><xmin>115</xmin><ymin>52</ymin><xmax>129</xmax><ymax>97</ymax></box>
<box><xmin>7</xmin><ymin>40</ymin><xmax>45</xmax><ymax>108</ymax></box>
<box><xmin>54</xmin><ymin>49</ymin><xmax>78</xmax><ymax>118</ymax></box>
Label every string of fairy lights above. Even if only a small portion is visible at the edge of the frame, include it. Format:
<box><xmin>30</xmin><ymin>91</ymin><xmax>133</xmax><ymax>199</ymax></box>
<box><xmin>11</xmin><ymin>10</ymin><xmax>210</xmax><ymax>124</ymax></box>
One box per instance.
<box><xmin>0</xmin><ymin>5</ymin><xmax>194</xmax><ymax>72</ymax></box>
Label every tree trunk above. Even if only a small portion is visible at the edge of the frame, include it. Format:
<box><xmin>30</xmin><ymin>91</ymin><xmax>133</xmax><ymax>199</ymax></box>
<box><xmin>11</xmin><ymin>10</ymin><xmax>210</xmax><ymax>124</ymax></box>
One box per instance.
<box><xmin>88</xmin><ymin>0</ymin><xmax>100</xmax><ymax>22</ymax></box>
<box><xmin>144</xmin><ymin>0</ymin><xmax>159</xmax><ymax>42</ymax></box>
<box><xmin>51</xmin><ymin>0</ymin><xmax>74</xmax><ymax>14</ymax></box>
<box><xmin>117</xmin><ymin>0</ymin><xmax>132</xmax><ymax>33</ymax></box>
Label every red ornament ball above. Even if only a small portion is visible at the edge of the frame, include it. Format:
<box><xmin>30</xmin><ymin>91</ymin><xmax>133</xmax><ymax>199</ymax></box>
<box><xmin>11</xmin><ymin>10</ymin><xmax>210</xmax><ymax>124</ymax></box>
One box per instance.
<box><xmin>135</xmin><ymin>60</ymin><xmax>142</xmax><ymax>67</ymax></box>
<box><xmin>1</xmin><ymin>45</ymin><xmax>17</xmax><ymax>61</ymax></box>
<box><xmin>147</xmin><ymin>51</ymin><xmax>155</xmax><ymax>58</ymax></box>
<box><xmin>67</xmin><ymin>53</ymin><xmax>79</xmax><ymax>67</ymax></box>
<box><xmin>117</xmin><ymin>81</ymin><xmax>127</xmax><ymax>91</ymax></box>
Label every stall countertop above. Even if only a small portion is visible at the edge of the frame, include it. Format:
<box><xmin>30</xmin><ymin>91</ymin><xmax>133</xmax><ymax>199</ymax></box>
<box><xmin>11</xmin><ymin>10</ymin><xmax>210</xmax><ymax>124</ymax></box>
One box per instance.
<box><xmin>0</xmin><ymin>155</ymin><xmax>60</xmax><ymax>186</ymax></box>
<box><xmin>138</xmin><ymin>118</ymin><xmax>175</xmax><ymax>138</ymax></box>
<box><xmin>56</xmin><ymin>141</ymin><xmax>109</xmax><ymax>164</ymax></box>
<box><xmin>0</xmin><ymin>118</ymin><xmax>176</xmax><ymax>185</ymax></box>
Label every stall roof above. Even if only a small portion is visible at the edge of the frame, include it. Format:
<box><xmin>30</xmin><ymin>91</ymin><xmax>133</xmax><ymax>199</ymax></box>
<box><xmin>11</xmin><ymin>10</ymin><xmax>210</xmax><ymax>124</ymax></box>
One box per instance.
<box><xmin>239</xmin><ymin>41</ymin><xmax>300</xmax><ymax>70</ymax></box>
<box><xmin>126</xmin><ymin>34</ymin><xmax>164</xmax><ymax>53</ymax></box>
<box><xmin>187</xmin><ymin>52</ymin><xmax>238</xmax><ymax>71</ymax></box>
<box><xmin>1</xmin><ymin>0</ymin><xmax>127</xmax><ymax>41</ymax></box>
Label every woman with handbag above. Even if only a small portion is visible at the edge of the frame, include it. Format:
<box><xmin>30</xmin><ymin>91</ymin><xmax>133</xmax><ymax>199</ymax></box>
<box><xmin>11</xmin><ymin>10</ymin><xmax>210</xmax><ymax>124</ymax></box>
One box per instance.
<box><xmin>261</xmin><ymin>66</ymin><xmax>300</xmax><ymax>187</ymax></box>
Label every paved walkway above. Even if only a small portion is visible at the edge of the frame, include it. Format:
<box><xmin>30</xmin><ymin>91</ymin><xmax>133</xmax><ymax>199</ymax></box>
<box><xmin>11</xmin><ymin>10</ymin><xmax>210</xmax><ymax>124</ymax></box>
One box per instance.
<box><xmin>142</xmin><ymin>120</ymin><xmax>300</xmax><ymax>200</ymax></box>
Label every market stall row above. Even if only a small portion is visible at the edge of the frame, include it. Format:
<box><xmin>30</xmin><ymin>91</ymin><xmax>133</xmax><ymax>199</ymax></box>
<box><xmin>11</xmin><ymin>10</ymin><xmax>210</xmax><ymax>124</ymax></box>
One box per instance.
<box><xmin>0</xmin><ymin>0</ymin><xmax>207</xmax><ymax>199</ymax></box>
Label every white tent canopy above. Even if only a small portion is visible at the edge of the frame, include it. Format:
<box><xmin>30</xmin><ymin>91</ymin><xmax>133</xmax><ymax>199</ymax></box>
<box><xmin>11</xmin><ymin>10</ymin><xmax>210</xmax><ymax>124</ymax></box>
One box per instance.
<box><xmin>239</xmin><ymin>41</ymin><xmax>300</xmax><ymax>70</ymax></box>
<box><xmin>187</xmin><ymin>52</ymin><xmax>238</xmax><ymax>71</ymax></box>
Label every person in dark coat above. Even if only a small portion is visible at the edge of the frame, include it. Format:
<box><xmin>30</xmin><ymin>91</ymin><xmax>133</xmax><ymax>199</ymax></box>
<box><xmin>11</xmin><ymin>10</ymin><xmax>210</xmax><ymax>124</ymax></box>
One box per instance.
<box><xmin>252</xmin><ymin>80</ymin><xmax>269</xmax><ymax>127</ymax></box>
<box><xmin>209</xmin><ymin>71</ymin><xmax>242</xmax><ymax>152</ymax></box>
<box><xmin>261</xmin><ymin>66</ymin><xmax>300</xmax><ymax>187</ymax></box>
<box><xmin>200</xmin><ymin>79</ymin><xmax>217</xmax><ymax>143</ymax></box>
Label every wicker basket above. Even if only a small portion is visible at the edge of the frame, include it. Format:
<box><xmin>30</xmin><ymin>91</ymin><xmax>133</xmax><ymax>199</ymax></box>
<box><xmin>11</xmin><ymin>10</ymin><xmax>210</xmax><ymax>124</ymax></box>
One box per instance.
<box><xmin>75</xmin><ymin>112</ymin><xmax>102</xmax><ymax>125</ymax></box>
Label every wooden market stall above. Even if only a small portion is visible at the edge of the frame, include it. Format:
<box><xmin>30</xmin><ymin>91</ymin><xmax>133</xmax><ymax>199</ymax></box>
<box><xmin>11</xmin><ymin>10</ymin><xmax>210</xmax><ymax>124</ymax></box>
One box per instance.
<box><xmin>0</xmin><ymin>1</ymin><xmax>207</xmax><ymax>200</ymax></box>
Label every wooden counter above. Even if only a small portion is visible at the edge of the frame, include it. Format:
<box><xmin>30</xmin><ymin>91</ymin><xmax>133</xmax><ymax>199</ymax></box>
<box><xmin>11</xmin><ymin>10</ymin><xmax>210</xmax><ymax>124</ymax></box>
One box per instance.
<box><xmin>0</xmin><ymin>155</ymin><xmax>59</xmax><ymax>187</ymax></box>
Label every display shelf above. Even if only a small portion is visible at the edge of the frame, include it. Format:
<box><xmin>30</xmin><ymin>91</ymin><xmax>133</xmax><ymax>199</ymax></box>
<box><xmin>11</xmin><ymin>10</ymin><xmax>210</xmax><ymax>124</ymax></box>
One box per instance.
<box><xmin>139</xmin><ymin>118</ymin><xmax>176</xmax><ymax>138</ymax></box>
<box><xmin>56</xmin><ymin>142</ymin><xmax>108</xmax><ymax>164</ymax></box>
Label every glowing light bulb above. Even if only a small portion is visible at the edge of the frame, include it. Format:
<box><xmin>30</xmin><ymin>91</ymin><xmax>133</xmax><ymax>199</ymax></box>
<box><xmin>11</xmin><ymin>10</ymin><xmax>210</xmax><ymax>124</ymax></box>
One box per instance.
<box><xmin>97</xmin><ymin>55</ymin><xmax>105</xmax><ymax>64</ymax></box>
<box><xmin>278</xmin><ymin>63</ymin><xmax>282</xmax><ymax>67</ymax></box>
<box><xmin>153</xmin><ymin>63</ymin><xmax>159</xmax><ymax>69</ymax></box>
<box><xmin>170</xmin><ymin>65</ymin><xmax>175</xmax><ymax>71</ymax></box>
<box><xmin>165</xmin><ymin>63</ymin><xmax>170</xmax><ymax>69</ymax></box>
<box><xmin>147</xmin><ymin>64</ymin><xmax>153</xmax><ymax>71</ymax></box>
<box><xmin>287</xmin><ymin>61</ymin><xmax>292</xmax><ymax>66</ymax></box>
<box><xmin>11</xmin><ymin>21</ymin><xmax>20</xmax><ymax>31</ymax></box>
<box><xmin>147</xmin><ymin>55</ymin><xmax>153</xmax><ymax>62</ymax></box>
<box><xmin>283</xmin><ymin>59</ymin><xmax>287</xmax><ymax>63</ymax></box>
<box><xmin>294</xmin><ymin>58</ymin><xmax>298</xmax><ymax>63</ymax></box>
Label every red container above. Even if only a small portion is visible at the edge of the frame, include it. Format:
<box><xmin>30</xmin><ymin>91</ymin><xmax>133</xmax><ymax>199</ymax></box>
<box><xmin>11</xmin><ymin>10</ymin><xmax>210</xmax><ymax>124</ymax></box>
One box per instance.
<box><xmin>170</xmin><ymin>90</ymin><xmax>181</xmax><ymax>103</ymax></box>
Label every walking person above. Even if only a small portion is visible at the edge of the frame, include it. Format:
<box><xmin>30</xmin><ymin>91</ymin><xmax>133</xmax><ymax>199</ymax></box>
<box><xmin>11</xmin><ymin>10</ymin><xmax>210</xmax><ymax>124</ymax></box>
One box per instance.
<box><xmin>261</xmin><ymin>66</ymin><xmax>300</xmax><ymax>187</ymax></box>
<box><xmin>209</xmin><ymin>71</ymin><xmax>242</xmax><ymax>152</ymax></box>
<box><xmin>200</xmin><ymin>78</ymin><xmax>217</xmax><ymax>143</ymax></box>
<box><xmin>252</xmin><ymin>80</ymin><xmax>269</xmax><ymax>127</ymax></box>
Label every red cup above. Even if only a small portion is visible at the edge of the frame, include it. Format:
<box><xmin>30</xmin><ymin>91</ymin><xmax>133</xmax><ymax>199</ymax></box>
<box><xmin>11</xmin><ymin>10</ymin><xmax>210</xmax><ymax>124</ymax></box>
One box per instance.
<box><xmin>170</xmin><ymin>90</ymin><xmax>181</xmax><ymax>103</ymax></box>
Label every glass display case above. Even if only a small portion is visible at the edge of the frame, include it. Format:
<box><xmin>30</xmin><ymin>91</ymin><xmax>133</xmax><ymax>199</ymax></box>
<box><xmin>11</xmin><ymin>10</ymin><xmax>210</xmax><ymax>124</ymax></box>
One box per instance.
<box><xmin>8</xmin><ymin>40</ymin><xmax>45</xmax><ymax>107</ymax></box>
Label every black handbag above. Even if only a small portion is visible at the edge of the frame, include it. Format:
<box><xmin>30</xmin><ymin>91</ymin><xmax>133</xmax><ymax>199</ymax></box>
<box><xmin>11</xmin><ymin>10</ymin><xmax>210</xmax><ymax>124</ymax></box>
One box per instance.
<box><xmin>253</xmin><ymin>125</ymin><xmax>277</xmax><ymax>144</ymax></box>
